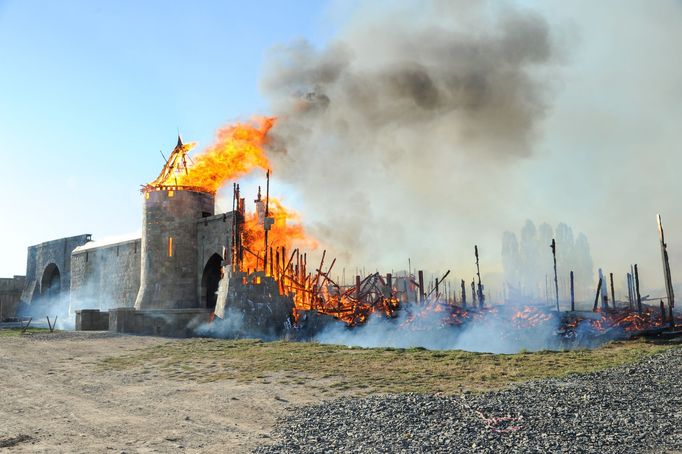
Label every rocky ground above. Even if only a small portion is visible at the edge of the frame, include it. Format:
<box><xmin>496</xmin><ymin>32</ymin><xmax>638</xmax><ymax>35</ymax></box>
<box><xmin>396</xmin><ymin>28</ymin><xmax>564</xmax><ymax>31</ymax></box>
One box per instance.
<box><xmin>257</xmin><ymin>346</ymin><xmax>682</xmax><ymax>453</ymax></box>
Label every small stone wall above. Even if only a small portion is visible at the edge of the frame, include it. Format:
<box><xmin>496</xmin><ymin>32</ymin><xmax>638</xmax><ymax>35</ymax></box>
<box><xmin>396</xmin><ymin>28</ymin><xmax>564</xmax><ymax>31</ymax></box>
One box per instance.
<box><xmin>109</xmin><ymin>307</ymin><xmax>211</xmax><ymax>337</ymax></box>
<box><xmin>75</xmin><ymin>309</ymin><xmax>110</xmax><ymax>331</ymax></box>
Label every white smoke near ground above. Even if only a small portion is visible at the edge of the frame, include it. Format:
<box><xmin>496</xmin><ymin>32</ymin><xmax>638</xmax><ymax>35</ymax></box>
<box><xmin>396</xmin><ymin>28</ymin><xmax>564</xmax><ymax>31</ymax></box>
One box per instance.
<box><xmin>194</xmin><ymin>307</ymin><xmax>246</xmax><ymax>339</ymax></box>
<box><xmin>261</xmin><ymin>0</ymin><xmax>558</xmax><ymax>272</ymax></box>
<box><xmin>315</xmin><ymin>302</ymin><xmax>563</xmax><ymax>354</ymax></box>
<box><xmin>18</xmin><ymin>293</ymin><xmax>74</xmax><ymax>330</ymax></box>
<box><xmin>16</xmin><ymin>281</ymin><xmax>116</xmax><ymax>331</ymax></box>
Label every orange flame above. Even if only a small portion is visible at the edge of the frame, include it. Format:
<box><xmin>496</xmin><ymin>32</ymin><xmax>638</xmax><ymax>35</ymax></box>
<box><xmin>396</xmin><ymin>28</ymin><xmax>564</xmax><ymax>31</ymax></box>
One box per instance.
<box><xmin>148</xmin><ymin>117</ymin><xmax>275</xmax><ymax>193</ymax></box>
<box><xmin>241</xmin><ymin>198</ymin><xmax>317</xmax><ymax>272</ymax></box>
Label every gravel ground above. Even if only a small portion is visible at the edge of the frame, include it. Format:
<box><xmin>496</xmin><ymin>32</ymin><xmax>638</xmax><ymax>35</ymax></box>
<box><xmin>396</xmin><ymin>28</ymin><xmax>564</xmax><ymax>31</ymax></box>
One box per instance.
<box><xmin>256</xmin><ymin>346</ymin><xmax>682</xmax><ymax>453</ymax></box>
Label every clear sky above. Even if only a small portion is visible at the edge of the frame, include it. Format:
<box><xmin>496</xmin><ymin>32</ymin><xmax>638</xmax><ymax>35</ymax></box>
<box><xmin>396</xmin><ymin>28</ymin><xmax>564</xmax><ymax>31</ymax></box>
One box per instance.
<box><xmin>0</xmin><ymin>0</ymin><xmax>338</xmax><ymax>276</ymax></box>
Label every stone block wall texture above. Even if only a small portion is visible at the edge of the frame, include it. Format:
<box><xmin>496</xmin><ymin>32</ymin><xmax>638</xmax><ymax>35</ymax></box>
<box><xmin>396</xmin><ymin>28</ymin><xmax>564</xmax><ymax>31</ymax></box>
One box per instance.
<box><xmin>109</xmin><ymin>307</ymin><xmax>210</xmax><ymax>337</ymax></box>
<box><xmin>196</xmin><ymin>212</ymin><xmax>233</xmax><ymax>307</ymax></box>
<box><xmin>70</xmin><ymin>239</ymin><xmax>141</xmax><ymax>310</ymax></box>
<box><xmin>75</xmin><ymin>309</ymin><xmax>110</xmax><ymax>330</ymax></box>
<box><xmin>135</xmin><ymin>189</ymin><xmax>215</xmax><ymax>310</ymax></box>
<box><xmin>21</xmin><ymin>234</ymin><xmax>92</xmax><ymax>306</ymax></box>
<box><xmin>0</xmin><ymin>275</ymin><xmax>26</xmax><ymax>320</ymax></box>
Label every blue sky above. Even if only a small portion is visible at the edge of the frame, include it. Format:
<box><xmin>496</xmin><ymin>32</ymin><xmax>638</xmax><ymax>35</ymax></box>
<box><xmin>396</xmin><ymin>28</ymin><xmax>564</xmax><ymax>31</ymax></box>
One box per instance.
<box><xmin>0</xmin><ymin>0</ymin><xmax>339</xmax><ymax>276</ymax></box>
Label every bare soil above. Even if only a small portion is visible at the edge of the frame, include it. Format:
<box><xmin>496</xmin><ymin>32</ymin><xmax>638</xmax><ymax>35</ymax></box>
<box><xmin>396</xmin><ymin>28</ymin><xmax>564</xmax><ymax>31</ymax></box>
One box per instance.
<box><xmin>0</xmin><ymin>332</ymin><xmax>324</xmax><ymax>453</ymax></box>
<box><xmin>0</xmin><ymin>330</ymin><xmax>670</xmax><ymax>453</ymax></box>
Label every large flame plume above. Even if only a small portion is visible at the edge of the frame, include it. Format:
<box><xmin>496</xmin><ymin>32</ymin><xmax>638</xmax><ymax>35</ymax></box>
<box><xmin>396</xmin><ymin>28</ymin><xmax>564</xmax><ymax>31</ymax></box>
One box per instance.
<box><xmin>145</xmin><ymin>117</ymin><xmax>275</xmax><ymax>194</ymax></box>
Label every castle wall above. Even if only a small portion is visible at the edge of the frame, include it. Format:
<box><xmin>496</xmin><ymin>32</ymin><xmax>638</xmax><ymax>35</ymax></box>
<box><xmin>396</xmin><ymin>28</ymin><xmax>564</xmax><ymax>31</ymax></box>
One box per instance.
<box><xmin>0</xmin><ymin>275</ymin><xmax>26</xmax><ymax>320</ymax></box>
<box><xmin>70</xmin><ymin>238</ymin><xmax>141</xmax><ymax>310</ymax></box>
<box><xmin>20</xmin><ymin>234</ymin><xmax>92</xmax><ymax>309</ymax></box>
<box><xmin>196</xmin><ymin>212</ymin><xmax>234</xmax><ymax>307</ymax></box>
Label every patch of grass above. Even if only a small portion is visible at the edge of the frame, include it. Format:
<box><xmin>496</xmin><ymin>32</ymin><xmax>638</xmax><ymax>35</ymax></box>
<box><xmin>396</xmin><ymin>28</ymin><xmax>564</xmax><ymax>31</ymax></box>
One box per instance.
<box><xmin>0</xmin><ymin>327</ymin><xmax>55</xmax><ymax>337</ymax></box>
<box><xmin>98</xmin><ymin>338</ymin><xmax>671</xmax><ymax>394</ymax></box>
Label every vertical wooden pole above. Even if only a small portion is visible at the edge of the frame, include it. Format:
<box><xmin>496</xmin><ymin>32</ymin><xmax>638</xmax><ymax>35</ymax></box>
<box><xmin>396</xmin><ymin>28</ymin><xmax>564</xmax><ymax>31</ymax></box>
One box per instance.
<box><xmin>609</xmin><ymin>272</ymin><xmax>616</xmax><ymax>309</ymax></box>
<box><xmin>355</xmin><ymin>275</ymin><xmax>361</xmax><ymax>301</ymax></box>
<box><xmin>461</xmin><ymin>279</ymin><xmax>467</xmax><ymax>308</ymax></box>
<box><xmin>551</xmin><ymin>239</ymin><xmax>560</xmax><ymax>312</ymax></box>
<box><xmin>635</xmin><ymin>263</ymin><xmax>642</xmax><ymax>314</ymax></box>
<box><xmin>418</xmin><ymin>271</ymin><xmax>425</xmax><ymax>303</ymax></box>
<box><xmin>471</xmin><ymin>280</ymin><xmax>477</xmax><ymax>306</ymax></box>
<box><xmin>593</xmin><ymin>278</ymin><xmax>602</xmax><ymax>312</ymax></box>
<box><xmin>657</xmin><ymin>214</ymin><xmax>675</xmax><ymax>328</ymax></box>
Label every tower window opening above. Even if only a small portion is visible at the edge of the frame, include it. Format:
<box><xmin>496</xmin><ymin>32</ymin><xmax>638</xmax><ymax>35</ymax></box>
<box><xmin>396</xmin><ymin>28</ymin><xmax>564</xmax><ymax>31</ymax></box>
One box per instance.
<box><xmin>168</xmin><ymin>190</ymin><xmax>174</xmax><ymax>198</ymax></box>
<box><xmin>168</xmin><ymin>237</ymin><xmax>174</xmax><ymax>257</ymax></box>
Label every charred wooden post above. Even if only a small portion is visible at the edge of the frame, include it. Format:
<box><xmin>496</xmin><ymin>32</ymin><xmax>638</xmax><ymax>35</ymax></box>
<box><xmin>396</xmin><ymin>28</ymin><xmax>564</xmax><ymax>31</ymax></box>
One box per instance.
<box><xmin>263</xmin><ymin>170</ymin><xmax>272</xmax><ymax>274</ymax></box>
<box><xmin>570</xmin><ymin>271</ymin><xmax>575</xmax><ymax>312</ymax></box>
<box><xmin>598</xmin><ymin>269</ymin><xmax>609</xmax><ymax>310</ymax></box>
<box><xmin>593</xmin><ymin>278</ymin><xmax>603</xmax><ymax>312</ymax></box>
<box><xmin>635</xmin><ymin>263</ymin><xmax>642</xmax><ymax>314</ymax></box>
<box><xmin>471</xmin><ymin>280</ymin><xmax>477</xmax><ymax>306</ymax></box>
<box><xmin>627</xmin><ymin>272</ymin><xmax>634</xmax><ymax>310</ymax></box>
<box><xmin>551</xmin><ymin>239</ymin><xmax>559</xmax><ymax>312</ymax></box>
<box><xmin>355</xmin><ymin>275</ymin><xmax>361</xmax><ymax>300</ymax></box>
<box><xmin>609</xmin><ymin>272</ymin><xmax>616</xmax><ymax>308</ymax></box>
<box><xmin>461</xmin><ymin>279</ymin><xmax>467</xmax><ymax>308</ymax></box>
<box><xmin>660</xmin><ymin>300</ymin><xmax>667</xmax><ymax>323</ymax></box>
<box><xmin>418</xmin><ymin>270</ymin><xmax>425</xmax><ymax>303</ymax></box>
<box><xmin>657</xmin><ymin>214</ymin><xmax>675</xmax><ymax>328</ymax></box>
<box><xmin>386</xmin><ymin>273</ymin><xmax>393</xmax><ymax>298</ymax></box>
<box><xmin>475</xmin><ymin>245</ymin><xmax>485</xmax><ymax>308</ymax></box>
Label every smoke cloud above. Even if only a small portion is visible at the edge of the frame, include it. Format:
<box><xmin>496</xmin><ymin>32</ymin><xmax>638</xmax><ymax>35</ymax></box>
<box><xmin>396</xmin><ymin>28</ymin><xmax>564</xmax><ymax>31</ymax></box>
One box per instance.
<box><xmin>261</xmin><ymin>0</ymin><xmax>557</xmax><ymax>273</ymax></box>
<box><xmin>315</xmin><ymin>302</ymin><xmax>563</xmax><ymax>354</ymax></box>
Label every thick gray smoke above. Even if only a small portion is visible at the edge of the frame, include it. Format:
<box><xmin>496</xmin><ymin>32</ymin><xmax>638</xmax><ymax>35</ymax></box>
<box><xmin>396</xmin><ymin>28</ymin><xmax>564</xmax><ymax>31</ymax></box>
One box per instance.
<box><xmin>315</xmin><ymin>302</ymin><xmax>562</xmax><ymax>354</ymax></box>
<box><xmin>261</xmin><ymin>0</ymin><xmax>557</xmax><ymax>270</ymax></box>
<box><xmin>502</xmin><ymin>221</ymin><xmax>594</xmax><ymax>303</ymax></box>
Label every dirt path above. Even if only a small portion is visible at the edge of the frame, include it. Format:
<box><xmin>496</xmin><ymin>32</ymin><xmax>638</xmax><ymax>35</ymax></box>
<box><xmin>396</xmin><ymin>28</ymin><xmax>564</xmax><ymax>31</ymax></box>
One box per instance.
<box><xmin>0</xmin><ymin>332</ymin><xmax>322</xmax><ymax>453</ymax></box>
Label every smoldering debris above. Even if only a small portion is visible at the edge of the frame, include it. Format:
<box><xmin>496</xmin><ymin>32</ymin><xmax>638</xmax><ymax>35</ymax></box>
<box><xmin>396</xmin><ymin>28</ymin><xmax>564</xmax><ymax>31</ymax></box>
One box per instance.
<box><xmin>314</xmin><ymin>302</ymin><xmax>564</xmax><ymax>354</ymax></box>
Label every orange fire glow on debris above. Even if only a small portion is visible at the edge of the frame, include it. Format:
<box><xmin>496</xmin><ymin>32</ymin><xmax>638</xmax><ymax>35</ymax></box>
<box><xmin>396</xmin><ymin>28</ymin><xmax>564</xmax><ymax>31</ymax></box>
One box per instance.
<box><xmin>241</xmin><ymin>198</ymin><xmax>317</xmax><ymax>272</ymax></box>
<box><xmin>145</xmin><ymin>118</ymin><xmax>679</xmax><ymax>336</ymax></box>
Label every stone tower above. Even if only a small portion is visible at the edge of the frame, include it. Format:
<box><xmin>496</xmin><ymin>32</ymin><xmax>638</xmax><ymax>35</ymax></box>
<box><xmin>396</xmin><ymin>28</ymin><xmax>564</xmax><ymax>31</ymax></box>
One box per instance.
<box><xmin>134</xmin><ymin>136</ymin><xmax>216</xmax><ymax>310</ymax></box>
<box><xmin>134</xmin><ymin>189</ymin><xmax>214</xmax><ymax>310</ymax></box>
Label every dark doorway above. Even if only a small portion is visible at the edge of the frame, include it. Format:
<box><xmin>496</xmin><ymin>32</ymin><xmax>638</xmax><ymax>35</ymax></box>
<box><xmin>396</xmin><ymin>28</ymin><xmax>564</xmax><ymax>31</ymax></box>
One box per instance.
<box><xmin>201</xmin><ymin>254</ymin><xmax>222</xmax><ymax>310</ymax></box>
<box><xmin>40</xmin><ymin>263</ymin><xmax>61</xmax><ymax>300</ymax></box>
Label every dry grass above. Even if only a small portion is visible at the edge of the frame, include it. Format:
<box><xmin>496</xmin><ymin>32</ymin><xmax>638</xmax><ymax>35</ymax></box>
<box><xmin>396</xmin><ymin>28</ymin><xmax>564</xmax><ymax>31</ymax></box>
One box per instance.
<box><xmin>0</xmin><ymin>327</ymin><xmax>55</xmax><ymax>337</ymax></box>
<box><xmin>98</xmin><ymin>338</ymin><xmax>671</xmax><ymax>395</ymax></box>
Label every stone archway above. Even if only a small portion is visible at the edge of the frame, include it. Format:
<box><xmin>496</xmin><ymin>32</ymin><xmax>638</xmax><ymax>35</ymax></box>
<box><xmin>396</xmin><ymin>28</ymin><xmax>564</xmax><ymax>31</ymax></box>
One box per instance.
<box><xmin>40</xmin><ymin>263</ymin><xmax>61</xmax><ymax>301</ymax></box>
<box><xmin>201</xmin><ymin>254</ymin><xmax>222</xmax><ymax>310</ymax></box>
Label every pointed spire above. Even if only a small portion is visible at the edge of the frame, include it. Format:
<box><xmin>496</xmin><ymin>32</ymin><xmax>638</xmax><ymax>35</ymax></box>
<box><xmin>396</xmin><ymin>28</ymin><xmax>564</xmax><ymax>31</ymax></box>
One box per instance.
<box><xmin>176</xmin><ymin>134</ymin><xmax>183</xmax><ymax>149</ymax></box>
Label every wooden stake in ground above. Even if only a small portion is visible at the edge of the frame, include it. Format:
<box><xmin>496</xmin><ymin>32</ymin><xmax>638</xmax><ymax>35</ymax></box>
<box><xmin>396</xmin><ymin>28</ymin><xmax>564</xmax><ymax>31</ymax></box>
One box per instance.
<box><xmin>46</xmin><ymin>316</ymin><xmax>57</xmax><ymax>333</ymax></box>
<box><xmin>461</xmin><ymin>279</ymin><xmax>467</xmax><ymax>308</ymax></box>
<box><xmin>20</xmin><ymin>317</ymin><xmax>32</xmax><ymax>334</ymax></box>
<box><xmin>474</xmin><ymin>245</ymin><xmax>485</xmax><ymax>308</ymax></box>
<box><xmin>610</xmin><ymin>273</ymin><xmax>616</xmax><ymax>309</ymax></box>
<box><xmin>551</xmin><ymin>239</ymin><xmax>559</xmax><ymax>312</ymax></box>
<box><xmin>657</xmin><ymin>214</ymin><xmax>675</xmax><ymax>328</ymax></box>
<box><xmin>635</xmin><ymin>263</ymin><xmax>642</xmax><ymax>314</ymax></box>
<box><xmin>593</xmin><ymin>278</ymin><xmax>603</xmax><ymax>312</ymax></box>
<box><xmin>627</xmin><ymin>272</ymin><xmax>634</xmax><ymax>310</ymax></box>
